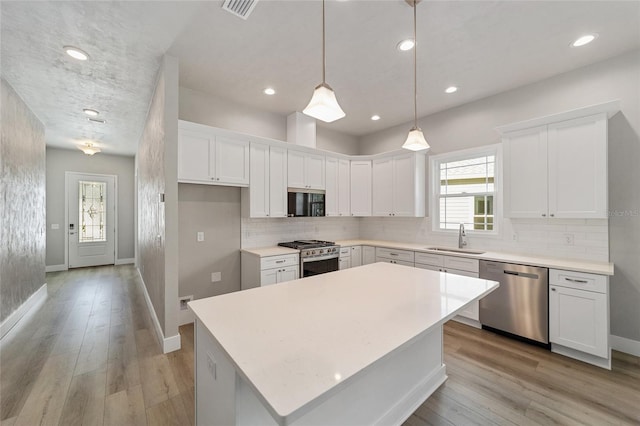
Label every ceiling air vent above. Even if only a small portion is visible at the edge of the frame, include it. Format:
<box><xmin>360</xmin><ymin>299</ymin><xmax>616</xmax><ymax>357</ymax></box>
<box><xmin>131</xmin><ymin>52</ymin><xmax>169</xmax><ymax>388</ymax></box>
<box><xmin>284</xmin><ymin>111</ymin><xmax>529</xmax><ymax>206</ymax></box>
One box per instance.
<box><xmin>221</xmin><ymin>0</ymin><xmax>259</xmax><ymax>20</ymax></box>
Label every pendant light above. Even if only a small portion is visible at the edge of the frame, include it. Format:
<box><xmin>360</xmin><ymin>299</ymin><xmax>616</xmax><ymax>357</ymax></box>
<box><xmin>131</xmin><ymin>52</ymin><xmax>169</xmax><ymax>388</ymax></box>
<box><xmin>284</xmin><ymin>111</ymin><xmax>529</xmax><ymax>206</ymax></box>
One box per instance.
<box><xmin>79</xmin><ymin>143</ymin><xmax>101</xmax><ymax>156</ymax></box>
<box><xmin>402</xmin><ymin>0</ymin><xmax>430</xmax><ymax>151</ymax></box>
<box><xmin>303</xmin><ymin>0</ymin><xmax>345</xmax><ymax>123</ymax></box>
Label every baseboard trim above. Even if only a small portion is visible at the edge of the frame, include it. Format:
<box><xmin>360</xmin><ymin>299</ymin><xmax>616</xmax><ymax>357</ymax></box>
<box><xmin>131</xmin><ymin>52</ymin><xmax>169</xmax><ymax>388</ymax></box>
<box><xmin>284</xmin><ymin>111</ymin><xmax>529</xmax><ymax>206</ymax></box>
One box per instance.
<box><xmin>611</xmin><ymin>335</ymin><xmax>640</xmax><ymax>357</ymax></box>
<box><xmin>46</xmin><ymin>264</ymin><xmax>67</xmax><ymax>272</ymax></box>
<box><xmin>115</xmin><ymin>258</ymin><xmax>135</xmax><ymax>265</ymax></box>
<box><xmin>136</xmin><ymin>268</ymin><xmax>181</xmax><ymax>354</ymax></box>
<box><xmin>0</xmin><ymin>283</ymin><xmax>47</xmax><ymax>339</ymax></box>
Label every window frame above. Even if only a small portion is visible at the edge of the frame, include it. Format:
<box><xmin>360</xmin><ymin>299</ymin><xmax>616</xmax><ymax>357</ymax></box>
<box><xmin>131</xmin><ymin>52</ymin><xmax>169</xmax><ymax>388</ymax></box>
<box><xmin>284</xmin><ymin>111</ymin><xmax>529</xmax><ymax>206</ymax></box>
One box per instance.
<box><xmin>429</xmin><ymin>144</ymin><xmax>502</xmax><ymax>236</ymax></box>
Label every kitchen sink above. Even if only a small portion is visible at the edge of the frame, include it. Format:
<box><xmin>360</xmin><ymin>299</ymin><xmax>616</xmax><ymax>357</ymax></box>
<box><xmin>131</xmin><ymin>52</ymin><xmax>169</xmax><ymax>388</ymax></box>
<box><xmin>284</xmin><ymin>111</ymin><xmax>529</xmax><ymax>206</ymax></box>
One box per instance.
<box><xmin>424</xmin><ymin>247</ymin><xmax>485</xmax><ymax>255</ymax></box>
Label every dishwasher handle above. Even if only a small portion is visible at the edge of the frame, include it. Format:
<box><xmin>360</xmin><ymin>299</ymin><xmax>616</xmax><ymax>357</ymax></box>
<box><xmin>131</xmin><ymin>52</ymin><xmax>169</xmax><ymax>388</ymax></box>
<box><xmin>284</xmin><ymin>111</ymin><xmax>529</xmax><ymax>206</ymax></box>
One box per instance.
<box><xmin>503</xmin><ymin>270</ymin><xmax>540</xmax><ymax>280</ymax></box>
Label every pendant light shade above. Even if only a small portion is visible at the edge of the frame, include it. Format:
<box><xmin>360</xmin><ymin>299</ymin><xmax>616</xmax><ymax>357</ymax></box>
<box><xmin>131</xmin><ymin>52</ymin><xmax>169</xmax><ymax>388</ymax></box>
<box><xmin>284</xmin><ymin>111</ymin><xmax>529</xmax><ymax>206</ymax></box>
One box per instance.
<box><xmin>303</xmin><ymin>0</ymin><xmax>345</xmax><ymax>123</ymax></box>
<box><xmin>402</xmin><ymin>0</ymin><xmax>430</xmax><ymax>152</ymax></box>
<box><xmin>303</xmin><ymin>83</ymin><xmax>345</xmax><ymax>123</ymax></box>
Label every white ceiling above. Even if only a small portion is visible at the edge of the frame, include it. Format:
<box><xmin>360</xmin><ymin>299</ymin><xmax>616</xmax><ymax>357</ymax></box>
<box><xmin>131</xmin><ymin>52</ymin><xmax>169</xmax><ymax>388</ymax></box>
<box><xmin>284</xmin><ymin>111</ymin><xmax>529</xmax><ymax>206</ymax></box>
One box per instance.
<box><xmin>2</xmin><ymin>1</ymin><xmax>639</xmax><ymax>156</ymax></box>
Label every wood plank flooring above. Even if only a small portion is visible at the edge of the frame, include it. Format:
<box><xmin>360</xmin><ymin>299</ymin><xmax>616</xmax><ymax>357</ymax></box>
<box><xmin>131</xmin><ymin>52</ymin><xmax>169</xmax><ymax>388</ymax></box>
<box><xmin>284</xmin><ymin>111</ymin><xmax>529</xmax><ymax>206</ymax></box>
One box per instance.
<box><xmin>1</xmin><ymin>265</ymin><xmax>638</xmax><ymax>425</ymax></box>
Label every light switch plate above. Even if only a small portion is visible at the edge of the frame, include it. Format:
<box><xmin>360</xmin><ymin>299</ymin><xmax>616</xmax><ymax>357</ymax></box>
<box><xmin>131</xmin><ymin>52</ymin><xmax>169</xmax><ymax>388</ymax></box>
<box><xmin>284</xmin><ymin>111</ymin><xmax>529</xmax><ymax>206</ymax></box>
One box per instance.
<box><xmin>51</xmin><ymin>224</ymin><xmax>59</xmax><ymax>230</ymax></box>
<box><xmin>211</xmin><ymin>272</ymin><xmax>221</xmax><ymax>282</ymax></box>
<box><xmin>197</xmin><ymin>231</ymin><xmax>205</xmax><ymax>242</ymax></box>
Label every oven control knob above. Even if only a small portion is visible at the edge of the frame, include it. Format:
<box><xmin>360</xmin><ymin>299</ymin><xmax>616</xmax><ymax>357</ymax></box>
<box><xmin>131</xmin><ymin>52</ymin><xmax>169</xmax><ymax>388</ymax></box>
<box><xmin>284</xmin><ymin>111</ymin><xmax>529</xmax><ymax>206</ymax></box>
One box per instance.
<box><xmin>319</xmin><ymin>249</ymin><xmax>324</xmax><ymax>254</ymax></box>
<box><xmin>311</xmin><ymin>250</ymin><xmax>316</xmax><ymax>255</ymax></box>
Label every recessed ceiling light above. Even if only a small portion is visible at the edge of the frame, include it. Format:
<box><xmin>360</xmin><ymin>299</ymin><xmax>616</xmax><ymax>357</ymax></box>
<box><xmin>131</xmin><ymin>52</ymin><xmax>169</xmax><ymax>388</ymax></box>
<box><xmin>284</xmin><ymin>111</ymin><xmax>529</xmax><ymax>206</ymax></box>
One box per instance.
<box><xmin>88</xmin><ymin>118</ymin><xmax>106</xmax><ymax>124</ymax></box>
<box><xmin>83</xmin><ymin>109</ymin><xmax>99</xmax><ymax>117</ymax></box>
<box><xmin>571</xmin><ymin>34</ymin><xmax>598</xmax><ymax>47</ymax></box>
<box><xmin>371</xmin><ymin>115</ymin><xmax>381</xmax><ymax>121</ymax></box>
<box><xmin>64</xmin><ymin>46</ymin><xmax>89</xmax><ymax>61</ymax></box>
<box><xmin>445</xmin><ymin>86</ymin><xmax>458</xmax><ymax>94</ymax></box>
<box><xmin>263</xmin><ymin>87</ymin><xmax>276</xmax><ymax>95</ymax></box>
<box><xmin>397</xmin><ymin>39</ymin><xmax>415</xmax><ymax>51</ymax></box>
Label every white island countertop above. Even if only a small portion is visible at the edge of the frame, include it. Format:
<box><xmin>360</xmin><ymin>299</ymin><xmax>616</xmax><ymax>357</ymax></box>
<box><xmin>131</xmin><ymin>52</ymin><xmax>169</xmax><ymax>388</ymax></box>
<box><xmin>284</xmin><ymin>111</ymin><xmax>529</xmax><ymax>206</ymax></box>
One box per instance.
<box><xmin>189</xmin><ymin>263</ymin><xmax>499</xmax><ymax>424</ymax></box>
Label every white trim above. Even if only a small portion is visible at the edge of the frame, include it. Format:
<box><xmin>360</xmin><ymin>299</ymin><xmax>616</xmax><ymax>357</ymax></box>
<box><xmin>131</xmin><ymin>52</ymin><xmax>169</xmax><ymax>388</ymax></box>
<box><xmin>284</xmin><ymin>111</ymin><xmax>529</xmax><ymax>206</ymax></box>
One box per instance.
<box><xmin>45</xmin><ymin>264</ymin><xmax>68</xmax><ymax>272</ymax></box>
<box><xmin>611</xmin><ymin>335</ymin><xmax>640</xmax><ymax>357</ymax></box>
<box><xmin>0</xmin><ymin>283</ymin><xmax>47</xmax><ymax>339</ymax></box>
<box><xmin>495</xmin><ymin>100</ymin><xmax>620</xmax><ymax>134</ymax></box>
<box><xmin>136</xmin><ymin>268</ymin><xmax>181</xmax><ymax>353</ymax></box>
<box><xmin>115</xmin><ymin>258</ymin><xmax>135</xmax><ymax>265</ymax></box>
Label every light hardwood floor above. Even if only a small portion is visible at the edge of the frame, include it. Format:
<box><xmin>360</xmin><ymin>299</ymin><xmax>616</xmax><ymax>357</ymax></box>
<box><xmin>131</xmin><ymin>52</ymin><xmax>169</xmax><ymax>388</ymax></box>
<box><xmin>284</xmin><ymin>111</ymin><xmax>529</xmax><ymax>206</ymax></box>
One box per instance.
<box><xmin>1</xmin><ymin>265</ymin><xmax>638</xmax><ymax>425</ymax></box>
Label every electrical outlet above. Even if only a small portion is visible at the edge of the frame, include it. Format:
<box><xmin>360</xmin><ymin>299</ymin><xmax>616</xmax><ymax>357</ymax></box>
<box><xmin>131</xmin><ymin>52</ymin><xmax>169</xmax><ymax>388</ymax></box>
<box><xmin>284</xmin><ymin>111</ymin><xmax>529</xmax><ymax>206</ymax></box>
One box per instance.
<box><xmin>211</xmin><ymin>272</ymin><xmax>221</xmax><ymax>282</ymax></box>
<box><xmin>197</xmin><ymin>231</ymin><xmax>205</xmax><ymax>242</ymax></box>
<box><xmin>206</xmin><ymin>352</ymin><xmax>216</xmax><ymax>379</ymax></box>
<box><xmin>512</xmin><ymin>232</ymin><xmax>518</xmax><ymax>242</ymax></box>
<box><xmin>51</xmin><ymin>223</ymin><xmax>59</xmax><ymax>230</ymax></box>
<box><xmin>179</xmin><ymin>295</ymin><xmax>193</xmax><ymax>311</ymax></box>
<box><xmin>564</xmin><ymin>233</ymin><xmax>575</xmax><ymax>246</ymax></box>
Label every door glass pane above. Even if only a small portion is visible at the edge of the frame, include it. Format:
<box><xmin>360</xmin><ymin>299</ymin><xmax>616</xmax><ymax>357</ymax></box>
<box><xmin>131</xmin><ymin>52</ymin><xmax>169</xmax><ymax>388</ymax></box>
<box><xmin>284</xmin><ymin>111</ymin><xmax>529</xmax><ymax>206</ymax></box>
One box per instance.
<box><xmin>79</xmin><ymin>181</ymin><xmax>106</xmax><ymax>242</ymax></box>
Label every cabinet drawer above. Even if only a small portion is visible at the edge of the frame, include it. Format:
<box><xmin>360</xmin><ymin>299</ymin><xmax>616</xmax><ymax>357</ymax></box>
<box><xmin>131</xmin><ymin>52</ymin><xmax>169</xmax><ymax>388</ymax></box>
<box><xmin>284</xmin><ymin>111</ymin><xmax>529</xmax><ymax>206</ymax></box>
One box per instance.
<box><xmin>444</xmin><ymin>256</ymin><xmax>479</xmax><ymax>273</ymax></box>
<box><xmin>415</xmin><ymin>252</ymin><xmax>444</xmax><ymax>267</ymax></box>
<box><xmin>376</xmin><ymin>257</ymin><xmax>414</xmax><ymax>267</ymax></box>
<box><xmin>261</xmin><ymin>254</ymin><xmax>299</xmax><ymax>270</ymax></box>
<box><xmin>550</xmin><ymin>269</ymin><xmax>607</xmax><ymax>293</ymax></box>
<box><xmin>339</xmin><ymin>247</ymin><xmax>351</xmax><ymax>257</ymax></box>
<box><xmin>375</xmin><ymin>248</ymin><xmax>415</xmax><ymax>263</ymax></box>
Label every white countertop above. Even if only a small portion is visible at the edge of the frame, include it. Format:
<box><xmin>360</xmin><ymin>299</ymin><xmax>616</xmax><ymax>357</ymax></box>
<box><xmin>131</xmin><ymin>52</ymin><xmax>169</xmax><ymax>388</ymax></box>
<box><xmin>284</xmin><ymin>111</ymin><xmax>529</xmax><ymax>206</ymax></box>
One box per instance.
<box><xmin>241</xmin><ymin>246</ymin><xmax>300</xmax><ymax>257</ymax></box>
<box><xmin>335</xmin><ymin>239</ymin><xmax>614</xmax><ymax>276</ymax></box>
<box><xmin>189</xmin><ymin>263</ymin><xmax>498</xmax><ymax>424</ymax></box>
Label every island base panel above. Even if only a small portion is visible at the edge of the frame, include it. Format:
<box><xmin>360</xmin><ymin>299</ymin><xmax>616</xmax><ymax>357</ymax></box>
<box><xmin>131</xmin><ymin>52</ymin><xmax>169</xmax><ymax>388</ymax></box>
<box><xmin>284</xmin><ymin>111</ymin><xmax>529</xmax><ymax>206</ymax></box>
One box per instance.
<box><xmin>196</xmin><ymin>321</ymin><xmax>447</xmax><ymax>425</ymax></box>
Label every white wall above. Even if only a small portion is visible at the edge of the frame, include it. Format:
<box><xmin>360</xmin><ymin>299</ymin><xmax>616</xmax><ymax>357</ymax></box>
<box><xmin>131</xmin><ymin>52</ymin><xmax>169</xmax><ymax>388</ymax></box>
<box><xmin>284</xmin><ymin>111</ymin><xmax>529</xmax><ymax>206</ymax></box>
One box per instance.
<box><xmin>45</xmin><ymin>148</ymin><xmax>135</xmax><ymax>266</ymax></box>
<box><xmin>359</xmin><ymin>50</ymin><xmax>640</xmax><ymax>343</ymax></box>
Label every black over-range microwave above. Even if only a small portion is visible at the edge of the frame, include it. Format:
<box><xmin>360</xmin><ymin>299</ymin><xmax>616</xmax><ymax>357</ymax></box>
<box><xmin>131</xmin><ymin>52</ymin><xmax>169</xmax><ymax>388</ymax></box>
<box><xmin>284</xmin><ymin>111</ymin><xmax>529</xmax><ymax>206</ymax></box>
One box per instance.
<box><xmin>287</xmin><ymin>188</ymin><xmax>325</xmax><ymax>217</ymax></box>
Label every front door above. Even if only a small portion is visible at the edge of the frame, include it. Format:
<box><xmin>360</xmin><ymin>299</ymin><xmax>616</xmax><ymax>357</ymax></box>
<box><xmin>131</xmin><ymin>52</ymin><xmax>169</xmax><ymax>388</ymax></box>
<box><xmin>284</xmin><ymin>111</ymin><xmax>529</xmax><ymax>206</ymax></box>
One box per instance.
<box><xmin>67</xmin><ymin>173</ymin><xmax>116</xmax><ymax>268</ymax></box>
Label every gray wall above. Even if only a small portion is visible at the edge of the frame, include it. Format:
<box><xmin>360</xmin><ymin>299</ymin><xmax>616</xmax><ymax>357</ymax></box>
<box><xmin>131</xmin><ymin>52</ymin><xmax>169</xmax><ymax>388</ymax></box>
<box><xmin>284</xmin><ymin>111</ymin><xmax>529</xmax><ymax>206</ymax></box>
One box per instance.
<box><xmin>137</xmin><ymin>55</ymin><xmax>180</xmax><ymax>339</ymax></box>
<box><xmin>45</xmin><ymin>148</ymin><xmax>135</xmax><ymax>266</ymax></box>
<box><xmin>178</xmin><ymin>86</ymin><xmax>359</xmax><ymax>155</ymax></box>
<box><xmin>178</xmin><ymin>184</ymin><xmax>241</xmax><ymax>300</ymax></box>
<box><xmin>359</xmin><ymin>50</ymin><xmax>640</xmax><ymax>343</ymax></box>
<box><xmin>0</xmin><ymin>79</ymin><xmax>45</xmax><ymax>324</ymax></box>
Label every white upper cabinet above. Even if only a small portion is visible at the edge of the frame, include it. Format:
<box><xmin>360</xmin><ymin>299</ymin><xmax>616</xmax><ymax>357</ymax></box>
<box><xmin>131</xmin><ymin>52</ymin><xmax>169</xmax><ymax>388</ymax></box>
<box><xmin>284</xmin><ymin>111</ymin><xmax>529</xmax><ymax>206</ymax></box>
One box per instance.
<box><xmin>350</xmin><ymin>160</ymin><xmax>372</xmax><ymax>216</ymax></box>
<box><xmin>288</xmin><ymin>150</ymin><xmax>325</xmax><ymax>190</ymax></box>
<box><xmin>178</xmin><ymin>121</ymin><xmax>250</xmax><ymax>186</ymax></box>
<box><xmin>247</xmin><ymin>143</ymin><xmax>287</xmax><ymax>218</ymax></box>
<box><xmin>337</xmin><ymin>159</ymin><xmax>351</xmax><ymax>216</ymax></box>
<box><xmin>326</xmin><ymin>157</ymin><xmax>351</xmax><ymax>217</ymax></box>
<box><xmin>372</xmin><ymin>152</ymin><xmax>425</xmax><ymax>217</ymax></box>
<box><xmin>501</xmin><ymin>106</ymin><xmax>615</xmax><ymax>219</ymax></box>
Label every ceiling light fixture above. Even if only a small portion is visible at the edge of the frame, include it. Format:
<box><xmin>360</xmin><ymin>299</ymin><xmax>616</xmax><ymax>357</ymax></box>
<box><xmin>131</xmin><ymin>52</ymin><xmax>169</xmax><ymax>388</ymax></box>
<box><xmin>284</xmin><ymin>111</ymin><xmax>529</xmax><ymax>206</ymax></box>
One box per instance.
<box><xmin>79</xmin><ymin>143</ymin><xmax>101</xmax><ymax>156</ymax></box>
<box><xmin>64</xmin><ymin>46</ymin><xmax>89</xmax><ymax>61</ymax></box>
<box><xmin>402</xmin><ymin>0</ymin><xmax>430</xmax><ymax>152</ymax></box>
<box><xmin>445</xmin><ymin>86</ymin><xmax>458</xmax><ymax>94</ymax></box>
<box><xmin>571</xmin><ymin>34</ymin><xmax>597</xmax><ymax>47</ymax></box>
<box><xmin>83</xmin><ymin>108</ymin><xmax>99</xmax><ymax>117</ymax></box>
<box><xmin>87</xmin><ymin>118</ymin><xmax>106</xmax><ymax>124</ymax></box>
<box><xmin>263</xmin><ymin>87</ymin><xmax>276</xmax><ymax>95</ymax></box>
<box><xmin>397</xmin><ymin>39</ymin><xmax>415</xmax><ymax>51</ymax></box>
<box><xmin>371</xmin><ymin>115</ymin><xmax>381</xmax><ymax>121</ymax></box>
<box><xmin>303</xmin><ymin>0</ymin><xmax>345</xmax><ymax>123</ymax></box>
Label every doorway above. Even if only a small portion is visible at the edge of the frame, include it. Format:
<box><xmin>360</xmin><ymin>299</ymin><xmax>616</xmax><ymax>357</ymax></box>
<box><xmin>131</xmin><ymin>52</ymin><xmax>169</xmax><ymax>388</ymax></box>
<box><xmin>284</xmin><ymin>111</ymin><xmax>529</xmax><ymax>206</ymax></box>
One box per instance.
<box><xmin>66</xmin><ymin>172</ymin><xmax>117</xmax><ymax>268</ymax></box>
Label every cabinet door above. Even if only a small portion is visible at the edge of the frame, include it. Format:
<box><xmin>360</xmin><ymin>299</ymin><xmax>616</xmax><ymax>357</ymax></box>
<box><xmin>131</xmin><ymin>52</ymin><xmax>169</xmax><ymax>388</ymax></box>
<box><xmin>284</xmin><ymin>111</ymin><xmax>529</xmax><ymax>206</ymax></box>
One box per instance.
<box><xmin>287</xmin><ymin>150</ymin><xmax>306</xmax><ymax>188</ymax></box>
<box><xmin>351</xmin><ymin>246</ymin><xmax>362</xmax><ymax>267</ymax></box>
<box><xmin>178</xmin><ymin>130</ymin><xmax>213</xmax><ymax>182</ymax></box>
<box><xmin>372</xmin><ymin>158</ymin><xmax>393</xmax><ymax>216</ymax></box>
<box><xmin>305</xmin><ymin>154</ymin><xmax>325</xmax><ymax>190</ymax></box>
<box><xmin>215</xmin><ymin>136</ymin><xmax>250</xmax><ymax>185</ymax></box>
<box><xmin>269</xmin><ymin>146</ymin><xmax>287</xmax><ymax>218</ymax></box>
<box><xmin>260</xmin><ymin>269</ymin><xmax>278</xmax><ymax>286</ymax></box>
<box><xmin>393</xmin><ymin>153</ymin><xmax>417</xmax><ymax>216</ymax></box>
<box><xmin>503</xmin><ymin>126</ymin><xmax>548</xmax><ymax>218</ymax></box>
<box><xmin>338</xmin><ymin>159</ymin><xmax>351</xmax><ymax>216</ymax></box>
<box><xmin>277</xmin><ymin>265</ymin><xmax>299</xmax><ymax>283</ymax></box>
<box><xmin>338</xmin><ymin>257</ymin><xmax>351</xmax><ymax>270</ymax></box>
<box><xmin>350</xmin><ymin>161</ymin><xmax>372</xmax><ymax>216</ymax></box>
<box><xmin>548</xmin><ymin>114</ymin><xmax>607</xmax><ymax>219</ymax></box>
<box><xmin>550</xmin><ymin>285</ymin><xmax>608</xmax><ymax>357</ymax></box>
<box><xmin>362</xmin><ymin>246</ymin><xmax>376</xmax><ymax>265</ymax></box>
<box><xmin>325</xmin><ymin>157</ymin><xmax>339</xmax><ymax>216</ymax></box>
<box><xmin>249</xmin><ymin>144</ymin><xmax>270</xmax><ymax>217</ymax></box>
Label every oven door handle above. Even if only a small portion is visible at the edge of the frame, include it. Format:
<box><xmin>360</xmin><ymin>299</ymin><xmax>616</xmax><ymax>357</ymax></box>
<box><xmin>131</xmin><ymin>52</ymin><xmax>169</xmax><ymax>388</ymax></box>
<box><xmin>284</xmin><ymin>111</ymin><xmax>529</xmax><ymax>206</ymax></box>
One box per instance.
<box><xmin>302</xmin><ymin>254</ymin><xmax>340</xmax><ymax>263</ymax></box>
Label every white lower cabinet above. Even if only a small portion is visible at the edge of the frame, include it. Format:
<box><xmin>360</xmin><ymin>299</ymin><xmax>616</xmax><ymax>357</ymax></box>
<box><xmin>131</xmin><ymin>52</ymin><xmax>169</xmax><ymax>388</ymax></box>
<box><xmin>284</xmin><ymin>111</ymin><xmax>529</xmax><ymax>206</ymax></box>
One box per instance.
<box><xmin>415</xmin><ymin>253</ymin><xmax>480</xmax><ymax>323</ymax></box>
<box><xmin>339</xmin><ymin>246</ymin><xmax>362</xmax><ymax>270</ymax></box>
<box><xmin>350</xmin><ymin>246</ymin><xmax>362</xmax><ymax>267</ymax></box>
<box><xmin>549</xmin><ymin>269</ymin><xmax>610</xmax><ymax>368</ymax></box>
<box><xmin>375</xmin><ymin>248</ymin><xmax>415</xmax><ymax>267</ymax></box>
<box><xmin>362</xmin><ymin>246</ymin><xmax>376</xmax><ymax>265</ymax></box>
<box><xmin>241</xmin><ymin>252</ymin><xmax>299</xmax><ymax>290</ymax></box>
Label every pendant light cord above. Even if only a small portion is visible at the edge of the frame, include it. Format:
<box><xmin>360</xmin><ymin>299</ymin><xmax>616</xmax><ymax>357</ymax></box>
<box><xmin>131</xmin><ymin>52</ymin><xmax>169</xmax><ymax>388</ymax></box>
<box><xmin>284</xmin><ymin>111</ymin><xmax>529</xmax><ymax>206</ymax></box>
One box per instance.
<box><xmin>413</xmin><ymin>0</ymin><xmax>418</xmax><ymax>128</ymax></box>
<box><xmin>322</xmin><ymin>0</ymin><xmax>326</xmax><ymax>84</ymax></box>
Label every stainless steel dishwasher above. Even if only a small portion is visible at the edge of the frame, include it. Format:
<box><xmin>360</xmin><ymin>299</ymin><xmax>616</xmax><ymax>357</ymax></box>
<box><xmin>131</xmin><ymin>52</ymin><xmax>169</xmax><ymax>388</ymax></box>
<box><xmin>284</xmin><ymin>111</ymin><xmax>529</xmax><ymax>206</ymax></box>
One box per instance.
<box><xmin>479</xmin><ymin>260</ymin><xmax>549</xmax><ymax>344</ymax></box>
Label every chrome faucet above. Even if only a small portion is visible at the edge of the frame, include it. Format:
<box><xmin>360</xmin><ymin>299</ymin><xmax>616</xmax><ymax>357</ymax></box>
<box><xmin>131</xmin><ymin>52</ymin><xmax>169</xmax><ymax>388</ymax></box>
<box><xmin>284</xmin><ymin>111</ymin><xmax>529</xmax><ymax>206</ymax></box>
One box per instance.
<box><xmin>458</xmin><ymin>223</ymin><xmax>467</xmax><ymax>249</ymax></box>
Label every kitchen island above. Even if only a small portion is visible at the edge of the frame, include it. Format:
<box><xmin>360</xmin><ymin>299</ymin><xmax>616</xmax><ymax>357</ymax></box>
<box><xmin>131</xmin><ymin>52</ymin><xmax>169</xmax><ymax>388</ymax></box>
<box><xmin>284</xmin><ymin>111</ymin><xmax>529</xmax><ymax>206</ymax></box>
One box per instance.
<box><xmin>189</xmin><ymin>262</ymin><xmax>499</xmax><ymax>426</ymax></box>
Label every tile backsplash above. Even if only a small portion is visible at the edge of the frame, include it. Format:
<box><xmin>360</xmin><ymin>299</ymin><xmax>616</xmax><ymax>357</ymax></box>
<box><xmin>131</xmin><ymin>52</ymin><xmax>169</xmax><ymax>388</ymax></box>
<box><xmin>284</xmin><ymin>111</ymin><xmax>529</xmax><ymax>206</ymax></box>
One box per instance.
<box><xmin>241</xmin><ymin>217</ymin><xmax>360</xmax><ymax>248</ymax></box>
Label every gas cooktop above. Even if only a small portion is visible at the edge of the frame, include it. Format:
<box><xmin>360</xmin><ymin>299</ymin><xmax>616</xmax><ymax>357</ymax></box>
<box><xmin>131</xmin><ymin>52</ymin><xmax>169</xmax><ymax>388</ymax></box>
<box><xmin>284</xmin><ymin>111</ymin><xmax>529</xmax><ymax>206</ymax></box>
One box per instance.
<box><xmin>278</xmin><ymin>240</ymin><xmax>336</xmax><ymax>249</ymax></box>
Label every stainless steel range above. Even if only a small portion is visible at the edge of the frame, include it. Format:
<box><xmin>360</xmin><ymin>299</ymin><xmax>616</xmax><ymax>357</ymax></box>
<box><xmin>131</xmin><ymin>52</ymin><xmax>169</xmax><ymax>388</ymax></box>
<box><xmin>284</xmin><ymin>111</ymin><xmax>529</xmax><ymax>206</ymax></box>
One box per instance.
<box><xmin>278</xmin><ymin>240</ymin><xmax>340</xmax><ymax>277</ymax></box>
